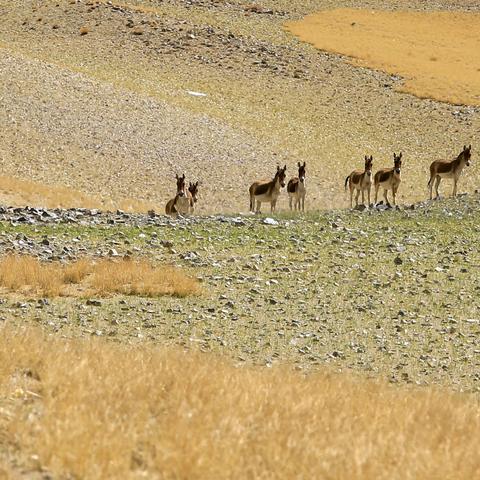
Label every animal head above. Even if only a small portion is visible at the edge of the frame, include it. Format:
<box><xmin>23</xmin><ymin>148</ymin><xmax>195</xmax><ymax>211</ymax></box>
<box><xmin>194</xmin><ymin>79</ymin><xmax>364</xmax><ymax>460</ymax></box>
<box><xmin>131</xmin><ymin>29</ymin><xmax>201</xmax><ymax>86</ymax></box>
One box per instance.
<box><xmin>364</xmin><ymin>155</ymin><xmax>373</xmax><ymax>176</ymax></box>
<box><xmin>276</xmin><ymin>165</ymin><xmax>287</xmax><ymax>188</ymax></box>
<box><xmin>188</xmin><ymin>181</ymin><xmax>199</xmax><ymax>203</ymax></box>
<box><xmin>463</xmin><ymin>144</ymin><xmax>472</xmax><ymax>166</ymax></box>
<box><xmin>297</xmin><ymin>161</ymin><xmax>306</xmax><ymax>183</ymax></box>
<box><xmin>175</xmin><ymin>173</ymin><xmax>186</xmax><ymax>197</ymax></box>
<box><xmin>393</xmin><ymin>152</ymin><xmax>402</xmax><ymax>175</ymax></box>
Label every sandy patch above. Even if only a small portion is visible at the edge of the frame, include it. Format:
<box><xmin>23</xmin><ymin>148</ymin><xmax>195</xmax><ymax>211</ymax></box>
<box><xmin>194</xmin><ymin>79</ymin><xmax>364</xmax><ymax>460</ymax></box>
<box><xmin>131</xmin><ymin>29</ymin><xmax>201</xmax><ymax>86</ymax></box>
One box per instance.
<box><xmin>285</xmin><ymin>9</ymin><xmax>480</xmax><ymax>106</ymax></box>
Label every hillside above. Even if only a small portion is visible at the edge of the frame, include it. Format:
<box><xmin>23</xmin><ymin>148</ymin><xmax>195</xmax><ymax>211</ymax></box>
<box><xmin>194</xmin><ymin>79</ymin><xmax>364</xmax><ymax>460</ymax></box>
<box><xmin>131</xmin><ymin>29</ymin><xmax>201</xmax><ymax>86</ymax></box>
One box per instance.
<box><xmin>1</xmin><ymin>0</ymin><xmax>478</xmax><ymax>212</ymax></box>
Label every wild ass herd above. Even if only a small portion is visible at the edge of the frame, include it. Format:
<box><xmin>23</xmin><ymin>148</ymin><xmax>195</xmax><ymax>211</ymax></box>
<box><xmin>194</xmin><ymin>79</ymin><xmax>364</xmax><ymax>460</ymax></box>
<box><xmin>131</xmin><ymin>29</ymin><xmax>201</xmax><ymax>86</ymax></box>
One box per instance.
<box><xmin>165</xmin><ymin>145</ymin><xmax>473</xmax><ymax>215</ymax></box>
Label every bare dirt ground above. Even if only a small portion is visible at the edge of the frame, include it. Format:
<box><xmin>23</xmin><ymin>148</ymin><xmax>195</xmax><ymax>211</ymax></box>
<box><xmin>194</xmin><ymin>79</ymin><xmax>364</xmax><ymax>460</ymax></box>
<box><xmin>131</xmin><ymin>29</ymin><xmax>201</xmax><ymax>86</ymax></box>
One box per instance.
<box><xmin>0</xmin><ymin>0</ymin><xmax>478</xmax><ymax>212</ymax></box>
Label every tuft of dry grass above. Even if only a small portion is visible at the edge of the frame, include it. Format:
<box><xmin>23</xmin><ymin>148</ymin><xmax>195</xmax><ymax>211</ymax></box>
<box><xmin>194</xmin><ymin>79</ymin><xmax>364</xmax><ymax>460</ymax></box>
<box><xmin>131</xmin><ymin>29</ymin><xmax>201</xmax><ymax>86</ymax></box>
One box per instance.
<box><xmin>62</xmin><ymin>258</ymin><xmax>93</xmax><ymax>285</ymax></box>
<box><xmin>0</xmin><ymin>255</ymin><xmax>63</xmax><ymax>297</ymax></box>
<box><xmin>0</xmin><ymin>326</ymin><xmax>479</xmax><ymax>479</ymax></box>
<box><xmin>0</xmin><ymin>256</ymin><xmax>199</xmax><ymax>298</ymax></box>
<box><xmin>90</xmin><ymin>258</ymin><xmax>200</xmax><ymax>297</ymax></box>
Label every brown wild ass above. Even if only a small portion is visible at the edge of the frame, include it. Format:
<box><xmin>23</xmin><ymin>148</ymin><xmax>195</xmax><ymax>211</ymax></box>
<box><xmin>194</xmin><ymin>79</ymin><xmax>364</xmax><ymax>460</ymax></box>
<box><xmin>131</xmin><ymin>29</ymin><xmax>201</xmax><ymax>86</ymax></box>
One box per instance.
<box><xmin>249</xmin><ymin>165</ymin><xmax>287</xmax><ymax>213</ymax></box>
<box><xmin>345</xmin><ymin>155</ymin><xmax>373</xmax><ymax>208</ymax></box>
<box><xmin>165</xmin><ymin>174</ymin><xmax>190</xmax><ymax>216</ymax></box>
<box><xmin>374</xmin><ymin>152</ymin><xmax>402</xmax><ymax>206</ymax></box>
<box><xmin>188</xmin><ymin>181</ymin><xmax>199</xmax><ymax>213</ymax></box>
<box><xmin>287</xmin><ymin>162</ymin><xmax>306</xmax><ymax>211</ymax></box>
<box><xmin>428</xmin><ymin>145</ymin><xmax>472</xmax><ymax>200</ymax></box>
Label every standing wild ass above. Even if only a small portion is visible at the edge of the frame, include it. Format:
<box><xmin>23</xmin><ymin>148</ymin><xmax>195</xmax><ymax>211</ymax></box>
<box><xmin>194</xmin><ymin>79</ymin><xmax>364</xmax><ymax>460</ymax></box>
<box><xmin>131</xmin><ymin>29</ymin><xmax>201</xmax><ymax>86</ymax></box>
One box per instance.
<box><xmin>249</xmin><ymin>165</ymin><xmax>287</xmax><ymax>213</ymax></box>
<box><xmin>345</xmin><ymin>155</ymin><xmax>373</xmax><ymax>208</ymax></box>
<box><xmin>428</xmin><ymin>145</ymin><xmax>472</xmax><ymax>200</ymax></box>
<box><xmin>374</xmin><ymin>152</ymin><xmax>402</xmax><ymax>206</ymax></box>
<box><xmin>188</xmin><ymin>181</ymin><xmax>199</xmax><ymax>213</ymax></box>
<box><xmin>165</xmin><ymin>174</ymin><xmax>190</xmax><ymax>216</ymax></box>
<box><xmin>287</xmin><ymin>162</ymin><xmax>307</xmax><ymax>211</ymax></box>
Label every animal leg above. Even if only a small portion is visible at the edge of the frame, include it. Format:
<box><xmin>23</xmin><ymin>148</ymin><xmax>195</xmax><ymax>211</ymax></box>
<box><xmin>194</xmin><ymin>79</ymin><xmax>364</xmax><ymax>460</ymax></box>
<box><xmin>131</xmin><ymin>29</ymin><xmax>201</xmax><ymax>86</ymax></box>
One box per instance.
<box><xmin>434</xmin><ymin>176</ymin><xmax>441</xmax><ymax>199</ymax></box>
<box><xmin>383</xmin><ymin>189</ymin><xmax>390</xmax><ymax>207</ymax></box>
<box><xmin>289</xmin><ymin>195</ymin><xmax>292</xmax><ymax>210</ymax></box>
<box><xmin>361</xmin><ymin>189</ymin><xmax>365</xmax><ymax>206</ymax></box>
<box><xmin>453</xmin><ymin>177</ymin><xmax>458</xmax><ymax>197</ymax></box>
<box><xmin>392</xmin><ymin>186</ymin><xmax>397</xmax><ymax>206</ymax></box>
<box><xmin>374</xmin><ymin>184</ymin><xmax>379</xmax><ymax>205</ymax></box>
<box><xmin>367</xmin><ymin>187</ymin><xmax>371</xmax><ymax>207</ymax></box>
<box><xmin>428</xmin><ymin>176</ymin><xmax>434</xmax><ymax>200</ymax></box>
<box><xmin>355</xmin><ymin>189</ymin><xmax>360</xmax><ymax>207</ymax></box>
<box><xmin>256</xmin><ymin>200</ymin><xmax>261</xmax><ymax>214</ymax></box>
<box><xmin>350</xmin><ymin>186</ymin><xmax>354</xmax><ymax>208</ymax></box>
<box><xmin>301</xmin><ymin>194</ymin><xmax>305</xmax><ymax>212</ymax></box>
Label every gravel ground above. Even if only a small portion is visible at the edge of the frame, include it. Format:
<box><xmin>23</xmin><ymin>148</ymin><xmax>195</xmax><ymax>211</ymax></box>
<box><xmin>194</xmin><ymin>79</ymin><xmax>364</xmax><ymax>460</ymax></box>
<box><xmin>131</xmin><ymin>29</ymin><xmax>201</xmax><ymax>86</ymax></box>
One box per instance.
<box><xmin>1</xmin><ymin>195</ymin><xmax>480</xmax><ymax>394</ymax></box>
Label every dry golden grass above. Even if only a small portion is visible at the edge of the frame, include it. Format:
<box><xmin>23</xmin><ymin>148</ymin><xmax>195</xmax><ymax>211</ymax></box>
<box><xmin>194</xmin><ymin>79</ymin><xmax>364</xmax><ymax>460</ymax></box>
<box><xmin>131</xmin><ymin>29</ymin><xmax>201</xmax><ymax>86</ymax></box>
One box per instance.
<box><xmin>0</xmin><ymin>175</ymin><xmax>159</xmax><ymax>213</ymax></box>
<box><xmin>285</xmin><ymin>9</ymin><xmax>480</xmax><ymax>106</ymax></box>
<box><xmin>0</xmin><ymin>256</ymin><xmax>199</xmax><ymax>298</ymax></box>
<box><xmin>0</xmin><ymin>327</ymin><xmax>479</xmax><ymax>479</ymax></box>
<box><xmin>0</xmin><ymin>255</ymin><xmax>63</xmax><ymax>297</ymax></box>
<box><xmin>90</xmin><ymin>258</ymin><xmax>200</xmax><ymax>297</ymax></box>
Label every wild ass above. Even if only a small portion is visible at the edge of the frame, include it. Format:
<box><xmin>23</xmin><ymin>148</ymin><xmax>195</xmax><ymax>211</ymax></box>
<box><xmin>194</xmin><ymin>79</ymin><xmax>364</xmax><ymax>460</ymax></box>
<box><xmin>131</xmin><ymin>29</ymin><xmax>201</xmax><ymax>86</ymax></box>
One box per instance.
<box><xmin>345</xmin><ymin>155</ymin><xmax>373</xmax><ymax>208</ymax></box>
<box><xmin>428</xmin><ymin>145</ymin><xmax>472</xmax><ymax>200</ymax></box>
<box><xmin>165</xmin><ymin>174</ymin><xmax>190</xmax><ymax>216</ymax></box>
<box><xmin>188</xmin><ymin>181</ymin><xmax>199</xmax><ymax>213</ymax></box>
<box><xmin>249</xmin><ymin>165</ymin><xmax>287</xmax><ymax>213</ymax></box>
<box><xmin>374</xmin><ymin>152</ymin><xmax>402</xmax><ymax>206</ymax></box>
<box><xmin>287</xmin><ymin>162</ymin><xmax>306</xmax><ymax>211</ymax></box>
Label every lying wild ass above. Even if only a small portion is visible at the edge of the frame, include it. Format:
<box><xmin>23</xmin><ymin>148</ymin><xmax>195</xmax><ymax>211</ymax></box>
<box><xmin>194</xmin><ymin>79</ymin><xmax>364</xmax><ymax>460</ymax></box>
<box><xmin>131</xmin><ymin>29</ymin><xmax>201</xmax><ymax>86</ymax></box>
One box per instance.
<box><xmin>345</xmin><ymin>155</ymin><xmax>373</xmax><ymax>208</ymax></box>
<box><xmin>165</xmin><ymin>174</ymin><xmax>190</xmax><ymax>216</ymax></box>
<box><xmin>374</xmin><ymin>152</ymin><xmax>402</xmax><ymax>206</ymax></box>
<box><xmin>287</xmin><ymin>162</ymin><xmax>306</xmax><ymax>211</ymax></box>
<box><xmin>249</xmin><ymin>165</ymin><xmax>287</xmax><ymax>213</ymax></box>
<box><xmin>188</xmin><ymin>181</ymin><xmax>199</xmax><ymax>213</ymax></box>
<box><xmin>428</xmin><ymin>145</ymin><xmax>472</xmax><ymax>200</ymax></box>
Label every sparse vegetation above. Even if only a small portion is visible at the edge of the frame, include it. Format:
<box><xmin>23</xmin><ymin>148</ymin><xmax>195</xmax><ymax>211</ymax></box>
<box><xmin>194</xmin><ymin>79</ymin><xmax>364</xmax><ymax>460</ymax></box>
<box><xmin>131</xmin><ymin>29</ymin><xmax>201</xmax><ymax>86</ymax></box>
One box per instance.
<box><xmin>1</xmin><ymin>326</ymin><xmax>479</xmax><ymax>479</ymax></box>
<box><xmin>0</xmin><ymin>255</ymin><xmax>200</xmax><ymax>298</ymax></box>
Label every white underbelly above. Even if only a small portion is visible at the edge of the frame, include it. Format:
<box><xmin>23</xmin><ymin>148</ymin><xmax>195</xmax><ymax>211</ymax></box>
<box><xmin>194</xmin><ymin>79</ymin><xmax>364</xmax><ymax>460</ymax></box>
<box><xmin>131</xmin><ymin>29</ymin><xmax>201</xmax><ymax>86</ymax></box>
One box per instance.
<box><xmin>255</xmin><ymin>192</ymin><xmax>278</xmax><ymax>202</ymax></box>
<box><xmin>176</xmin><ymin>197</ymin><xmax>190</xmax><ymax>213</ymax></box>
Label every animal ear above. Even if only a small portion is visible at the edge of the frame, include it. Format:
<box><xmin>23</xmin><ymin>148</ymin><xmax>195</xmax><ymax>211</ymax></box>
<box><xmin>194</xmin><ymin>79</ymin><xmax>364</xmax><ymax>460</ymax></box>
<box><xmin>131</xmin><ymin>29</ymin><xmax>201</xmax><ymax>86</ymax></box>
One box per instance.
<box><xmin>298</xmin><ymin>161</ymin><xmax>301</xmax><ymax>167</ymax></box>
<box><xmin>277</xmin><ymin>165</ymin><xmax>280</xmax><ymax>171</ymax></box>
<box><xmin>303</xmin><ymin>161</ymin><xmax>306</xmax><ymax>167</ymax></box>
<box><xmin>182</xmin><ymin>174</ymin><xmax>185</xmax><ymax>179</ymax></box>
<box><xmin>196</xmin><ymin>181</ymin><xmax>199</xmax><ymax>186</ymax></box>
<box><xmin>283</xmin><ymin>165</ymin><xmax>287</xmax><ymax>170</ymax></box>
<box><xmin>365</xmin><ymin>155</ymin><xmax>368</xmax><ymax>160</ymax></box>
<box><xmin>399</xmin><ymin>152</ymin><xmax>402</xmax><ymax>159</ymax></box>
<box><xmin>176</xmin><ymin>174</ymin><xmax>179</xmax><ymax>179</ymax></box>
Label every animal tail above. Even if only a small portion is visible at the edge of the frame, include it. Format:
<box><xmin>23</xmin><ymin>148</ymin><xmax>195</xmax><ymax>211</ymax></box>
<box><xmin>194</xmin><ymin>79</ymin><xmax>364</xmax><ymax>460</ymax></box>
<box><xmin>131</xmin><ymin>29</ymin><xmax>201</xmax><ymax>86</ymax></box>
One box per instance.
<box><xmin>427</xmin><ymin>176</ymin><xmax>433</xmax><ymax>187</ymax></box>
<box><xmin>344</xmin><ymin>175</ymin><xmax>351</xmax><ymax>191</ymax></box>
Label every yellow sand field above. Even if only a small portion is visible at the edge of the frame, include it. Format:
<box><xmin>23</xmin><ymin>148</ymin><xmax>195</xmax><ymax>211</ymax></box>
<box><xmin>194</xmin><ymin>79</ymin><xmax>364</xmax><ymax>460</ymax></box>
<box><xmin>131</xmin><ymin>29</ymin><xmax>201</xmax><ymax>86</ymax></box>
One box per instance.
<box><xmin>285</xmin><ymin>9</ymin><xmax>480</xmax><ymax>106</ymax></box>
